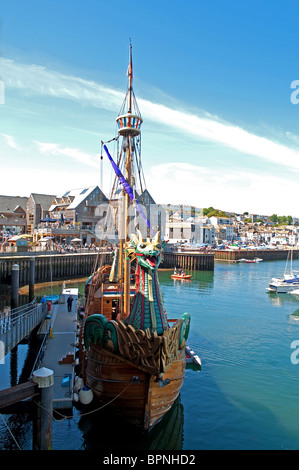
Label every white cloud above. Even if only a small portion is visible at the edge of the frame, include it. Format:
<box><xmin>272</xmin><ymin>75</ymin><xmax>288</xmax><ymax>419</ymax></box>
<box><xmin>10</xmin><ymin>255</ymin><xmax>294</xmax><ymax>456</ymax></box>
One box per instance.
<box><xmin>1</xmin><ymin>162</ymin><xmax>101</xmax><ymax>197</ymax></box>
<box><xmin>1</xmin><ymin>58</ymin><xmax>122</xmax><ymax>112</ymax></box>
<box><xmin>147</xmin><ymin>162</ymin><xmax>299</xmax><ymax>216</ymax></box>
<box><xmin>34</xmin><ymin>141</ymin><xmax>99</xmax><ymax>168</ymax></box>
<box><xmin>2</xmin><ymin>57</ymin><xmax>299</xmax><ymax>215</ymax></box>
<box><xmin>1</xmin><ymin>133</ymin><xmax>21</xmax><ymax>150</ymax></box>
<box><xmin>2</xmin><ymin>57</ymin><xmax>299</xmax><ymax>173</ymax></box>
<box><xmin>139</xmin><ymin>100</ymin><xmax>299</xmax><ymax>171</ymax></box>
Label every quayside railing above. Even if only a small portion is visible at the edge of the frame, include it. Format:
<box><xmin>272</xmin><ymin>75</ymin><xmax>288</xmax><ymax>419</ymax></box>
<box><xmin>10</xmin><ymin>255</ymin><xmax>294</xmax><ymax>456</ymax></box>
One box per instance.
<box><xmin>0</xmin><ymin>299</ymin><xmax>47</xmax><ymax>356</ymax></box>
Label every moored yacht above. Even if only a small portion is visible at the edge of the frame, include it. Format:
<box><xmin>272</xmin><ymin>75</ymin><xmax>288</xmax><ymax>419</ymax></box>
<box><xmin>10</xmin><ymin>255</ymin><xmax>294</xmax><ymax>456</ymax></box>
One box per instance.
<box><xmin>267</xmin><ymin>277</ymin><xmax>299</xmax><ymax>293</ymax></box>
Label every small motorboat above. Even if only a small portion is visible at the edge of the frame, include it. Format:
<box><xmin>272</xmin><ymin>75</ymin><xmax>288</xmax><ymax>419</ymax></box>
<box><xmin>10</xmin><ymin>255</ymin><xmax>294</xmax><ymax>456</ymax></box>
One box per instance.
<box><xmin>171</xmin><ymin>273</ymin><xmax>192</xmax><ymax>280</ymax></box>
<box><xmin>46</xmin><ymin>295</ymin><xmax>59</xmax><ymax>304</ymax></box>
<box><xmin>185</xmin><ymin>345</ymin><xmax>201</xmax><ymax>371</ymax></box>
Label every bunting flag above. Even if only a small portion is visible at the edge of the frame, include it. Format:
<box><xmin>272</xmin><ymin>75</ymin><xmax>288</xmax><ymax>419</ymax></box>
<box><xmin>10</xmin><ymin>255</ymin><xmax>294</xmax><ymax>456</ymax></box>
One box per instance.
<box><xmin>102</xmin><ymin>143</ymin><xmax>155</xmax><ymax>236</ymax></box>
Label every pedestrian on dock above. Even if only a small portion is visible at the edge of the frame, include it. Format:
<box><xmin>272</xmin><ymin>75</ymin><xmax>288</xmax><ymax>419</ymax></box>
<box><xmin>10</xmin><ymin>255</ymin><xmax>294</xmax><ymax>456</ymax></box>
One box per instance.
<box><xmin>67</xmin><ymin>295</ymin><xmax>73</xmax><ymax>312</ymax></box>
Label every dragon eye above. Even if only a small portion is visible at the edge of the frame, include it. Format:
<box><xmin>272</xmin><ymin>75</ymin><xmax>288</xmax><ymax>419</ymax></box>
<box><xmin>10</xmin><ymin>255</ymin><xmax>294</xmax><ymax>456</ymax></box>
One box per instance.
<box><xmin>139</xmin><ymin>243</ymin><xmax>146</xmax><ymax>249</ymax></box>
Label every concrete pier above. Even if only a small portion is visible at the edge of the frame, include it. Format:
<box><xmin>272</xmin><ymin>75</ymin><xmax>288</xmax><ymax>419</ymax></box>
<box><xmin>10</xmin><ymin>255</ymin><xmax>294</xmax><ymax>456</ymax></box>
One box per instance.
<box><xmin>36</xmin><ymin>289</ymin><xmax>78</xmax><ymax>410</ymax></box>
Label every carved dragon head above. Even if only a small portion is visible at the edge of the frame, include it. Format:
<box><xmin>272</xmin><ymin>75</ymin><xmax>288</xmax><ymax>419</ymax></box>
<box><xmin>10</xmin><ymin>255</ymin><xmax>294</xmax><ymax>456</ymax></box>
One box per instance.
<box><xmin>125</xmin><ymin>230</ymin><xmax>166</xmax><ymax>271</ymax></box>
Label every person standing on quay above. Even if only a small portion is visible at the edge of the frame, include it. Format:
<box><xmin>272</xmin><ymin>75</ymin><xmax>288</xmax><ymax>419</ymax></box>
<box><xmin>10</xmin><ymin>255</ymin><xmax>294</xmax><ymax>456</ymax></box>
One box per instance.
<box><xmin>67</xmin><ymin>295</ymin><xmax>73</xmax><ymax>312</ymax></box>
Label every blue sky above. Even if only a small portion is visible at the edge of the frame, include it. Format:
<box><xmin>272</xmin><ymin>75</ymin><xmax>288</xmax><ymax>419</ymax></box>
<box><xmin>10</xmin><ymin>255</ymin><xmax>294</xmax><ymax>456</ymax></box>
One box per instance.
<box><xmin>1</xmin><ymin>0</ymin><xmax>299</xmax><ymax>216</ymax></box>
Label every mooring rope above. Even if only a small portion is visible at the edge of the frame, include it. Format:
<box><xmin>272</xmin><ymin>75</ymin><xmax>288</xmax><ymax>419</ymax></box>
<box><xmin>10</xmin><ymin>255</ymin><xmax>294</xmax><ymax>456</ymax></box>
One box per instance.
<box><xmin>0</xmin><ymin>382</ymin><xmax>132</xmax><ymax>450</ymax></box>
<box><xmin>0</xmin><ymin>412</ymin><xmax>22</xmax><ymax>450</ymax></box>
<box><xmin>33</xmin><ymin>381</ymin><xmax>132</xmax><ymax>422</ymax></box>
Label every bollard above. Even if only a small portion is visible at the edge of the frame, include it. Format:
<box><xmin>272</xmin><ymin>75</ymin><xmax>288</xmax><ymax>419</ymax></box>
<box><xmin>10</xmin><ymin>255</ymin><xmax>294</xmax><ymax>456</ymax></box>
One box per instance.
<box><xmin>11</xmin><ymin>264</ymin><xmax>19</xmax><ymax>309</ymax></box>
<box><xmin>32</xmin><ymin>367</ymin><xmax>54</xmax><ymax>450</ymax></box>
<box><xmin>29</xmin><ymin>257</ymin><xmax>35</xmax><ymax>302</ymax></box>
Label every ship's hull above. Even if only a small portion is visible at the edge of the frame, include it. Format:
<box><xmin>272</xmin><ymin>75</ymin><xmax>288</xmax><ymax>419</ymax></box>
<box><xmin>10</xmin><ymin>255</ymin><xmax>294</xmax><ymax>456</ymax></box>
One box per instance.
<box><xmin>83</xmin><ymin>344</ymin><xmax>185</xmax><ymax>432</ymax></box>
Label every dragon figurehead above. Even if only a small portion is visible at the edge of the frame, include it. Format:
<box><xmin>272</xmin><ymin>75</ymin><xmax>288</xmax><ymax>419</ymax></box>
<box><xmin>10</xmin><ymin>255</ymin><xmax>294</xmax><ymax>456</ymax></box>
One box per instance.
<box><xmin>125</xmin><ymin>230</ymin><xmax>166</xmax><ymax>271</ymax></box>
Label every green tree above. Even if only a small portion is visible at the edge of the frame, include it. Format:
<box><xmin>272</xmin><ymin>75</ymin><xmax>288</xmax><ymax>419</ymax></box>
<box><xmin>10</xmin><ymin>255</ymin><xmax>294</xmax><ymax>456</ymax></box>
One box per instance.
<box><xmin>270</xmin><ymin>214</ymin><xmax>278</xmax><ymax>223</ymax></box>
<box><xmin>203</xmin><ymin>207</ymin><xmax>214</xmax><ymax>216</ymax></box>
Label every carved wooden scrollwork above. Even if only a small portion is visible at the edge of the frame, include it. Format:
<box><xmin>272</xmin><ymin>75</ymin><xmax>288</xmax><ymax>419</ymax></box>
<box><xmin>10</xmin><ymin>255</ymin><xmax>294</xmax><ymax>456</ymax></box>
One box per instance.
<box><xmin>113</xmin><ymin>321</ymin><xmax>162</xmax><ymax>375</ymax></box>
<box><xmin>161</xmin><ymin>319</ymin><xmax>183</xmax><ymax>372</ymax></box>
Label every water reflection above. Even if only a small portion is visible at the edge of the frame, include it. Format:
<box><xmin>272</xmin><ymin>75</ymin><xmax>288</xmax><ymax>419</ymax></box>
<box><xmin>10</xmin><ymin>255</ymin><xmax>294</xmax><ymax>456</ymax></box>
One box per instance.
<box><xmin>0</xmin><ymin>284</ymin><xmax>31</xmax><ymax>311</ymax></box>
<box><xmin>267</xmin><ymin>291</ymin><xmax>299</xmax><ymax>307</ymax></box>
<box><xmin>196</xmin><ymin>271</ymin><xmax>214</xmax><ymax>293</ymax></box>
<box><xmin>0</xmin><ymin>411</ymin><xmax>32</xmax><ymax>450</ymax></box>
<box><xmin>164</xmin><ymin>270</ymin><xmax>214</xmax><ymax>293</ymax></box>
<box><xmin>77</xmin><ymin>396</ymin><xmax>184</xmax><ymax>451</ymax></box>
<box><xmin>0</xmin><ymin>284</ymin><xmax>11</xmax><ymax>312</ymax></box>
<box><xmin>289</xmin><ymin>308</ymin><xmax>299</xmax><ymax>324</ymax></box>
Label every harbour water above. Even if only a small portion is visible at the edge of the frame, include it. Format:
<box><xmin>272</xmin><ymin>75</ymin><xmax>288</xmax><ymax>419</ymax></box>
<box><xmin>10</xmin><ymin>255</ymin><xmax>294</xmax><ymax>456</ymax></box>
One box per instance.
<box><xmin>1</xmin><ymin>259</ymin><xmax>299</xmax><ymax>450</ymax></box>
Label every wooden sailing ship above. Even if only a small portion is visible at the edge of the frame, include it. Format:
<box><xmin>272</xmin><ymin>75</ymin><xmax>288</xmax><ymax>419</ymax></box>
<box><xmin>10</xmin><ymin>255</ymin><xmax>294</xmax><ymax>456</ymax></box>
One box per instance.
<box><xmin>79</xmin><ymin>45</ymin><xmax>191</xmax><ymax>432</ymax></box>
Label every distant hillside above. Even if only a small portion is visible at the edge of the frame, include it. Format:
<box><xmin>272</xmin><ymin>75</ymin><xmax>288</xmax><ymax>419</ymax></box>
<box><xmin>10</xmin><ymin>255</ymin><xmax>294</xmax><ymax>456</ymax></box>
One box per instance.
<box><xmin>202</xmin><ymin>207</ymin><xmax>229</xmax><ymax>218</ymax></box>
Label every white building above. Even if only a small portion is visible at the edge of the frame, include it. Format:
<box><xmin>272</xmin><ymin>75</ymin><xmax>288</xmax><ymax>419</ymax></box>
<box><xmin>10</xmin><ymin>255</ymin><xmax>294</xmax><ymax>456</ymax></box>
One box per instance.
<box><xmin>209</xmin><ymin>216</ymin><xmax>233</xmax><ymax>227</ymax></box>
<box><xmin>209</xmin><ymin>217</ymin><xmax>234</xmax><ymax>241</ymax></box>
<box><xmin>165</xmin><ymin>220</ymin><xmax>215</xmax><ymax>244</ymax></box>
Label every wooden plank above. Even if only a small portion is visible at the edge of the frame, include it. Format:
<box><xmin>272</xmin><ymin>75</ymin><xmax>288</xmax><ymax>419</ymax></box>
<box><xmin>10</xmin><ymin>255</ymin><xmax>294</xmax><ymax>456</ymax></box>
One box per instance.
<box><xmin>0</xmin><ymin>381</ymin><xmax>38</xmax><ymax>409</ymax></box>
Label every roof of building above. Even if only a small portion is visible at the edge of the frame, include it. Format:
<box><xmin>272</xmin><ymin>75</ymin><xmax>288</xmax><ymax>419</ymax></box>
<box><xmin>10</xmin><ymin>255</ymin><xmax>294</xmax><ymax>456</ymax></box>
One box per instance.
<box><xmin>30</xmin><ymin>193</ymin><xmax>56</xmax><ymax>210</ymax></box>
<box><xmin>0</xmin><ymin>195</ymin><xmax>28</xmax><ymax>214</ymax></box>
<box><xmin>141</xmin><ymin>189</ymin><xmax>156</xmax><ymax>205</ymax></box>
<box><xmin>49</xmin><ymin>186</ymin><xmax>108</xmax><ymax>211</ymax></box>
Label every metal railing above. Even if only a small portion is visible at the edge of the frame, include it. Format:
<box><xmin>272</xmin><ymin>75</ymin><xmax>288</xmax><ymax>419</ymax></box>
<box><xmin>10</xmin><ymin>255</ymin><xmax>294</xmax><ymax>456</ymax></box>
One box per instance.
<box><xmin>0</xmin><ymin>299</ymin><xmax>47</xmax><ymax>355</ymax></box>
<box><xmin>29</xmin><ymin>323</ymin><xmax>51</xmax><ymax>378</ymax></box>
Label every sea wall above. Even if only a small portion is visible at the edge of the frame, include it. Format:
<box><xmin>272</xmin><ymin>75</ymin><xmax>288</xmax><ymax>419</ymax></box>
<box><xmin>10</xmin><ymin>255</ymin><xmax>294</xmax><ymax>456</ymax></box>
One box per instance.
<box><xmin>161</xmin><ymin>252</ymin><xmax>214</xmax><ymax>271</ymax></box>
<box><xmin>1</xmin><ymin>249</ymin><xmax>295</xmax><ymax>286</ymax></box>
<box><xmin>0</xmin><ymin>253</ymin><xmax>111</xmax><ymax>286</ymax></box>
<box><xmin>213</xmin><ymin>249</ymin><xmax>299</xmax><ymax>262</ymax></box>
<box><xmin>0</xmin><ymin>251</ymin><xmax>215</xmax><ymax>286</ymax></box>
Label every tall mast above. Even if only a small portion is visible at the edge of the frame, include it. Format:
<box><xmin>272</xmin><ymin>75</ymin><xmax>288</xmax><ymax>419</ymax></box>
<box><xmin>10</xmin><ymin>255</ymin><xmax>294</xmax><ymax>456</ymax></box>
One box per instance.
<box><xmin>128</xmin><ymin>42</ymin><xmax>133</xmax><ymax>113</ymax></box>
<box><xmin>116</xmin><ymin>43</ymin><xmax>143</xmax><ymax>320</ymax></box>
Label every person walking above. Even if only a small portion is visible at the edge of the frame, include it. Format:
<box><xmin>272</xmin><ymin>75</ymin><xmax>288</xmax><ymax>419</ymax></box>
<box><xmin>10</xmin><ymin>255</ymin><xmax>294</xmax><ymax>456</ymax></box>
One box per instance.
<box><xmin>67</xmin><ymin>295</ymin><xmax>73</xmax><ymax>312</ymax></box>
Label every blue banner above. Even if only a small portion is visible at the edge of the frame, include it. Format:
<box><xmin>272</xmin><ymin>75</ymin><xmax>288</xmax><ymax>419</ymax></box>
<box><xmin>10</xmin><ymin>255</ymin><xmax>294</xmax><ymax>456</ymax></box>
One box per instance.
<box><xmin>102</xmin><ymin>143</ymin><xmax>155</xmax><ymax>236</ymax></box>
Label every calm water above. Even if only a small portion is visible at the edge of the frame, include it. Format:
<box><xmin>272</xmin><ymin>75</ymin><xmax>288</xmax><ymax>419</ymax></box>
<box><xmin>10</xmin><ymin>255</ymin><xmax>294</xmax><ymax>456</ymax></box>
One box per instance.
<box><xmin>1</xmin><ymin>259</ymin><xmax>299</xmax><ymax>450</ymax></box>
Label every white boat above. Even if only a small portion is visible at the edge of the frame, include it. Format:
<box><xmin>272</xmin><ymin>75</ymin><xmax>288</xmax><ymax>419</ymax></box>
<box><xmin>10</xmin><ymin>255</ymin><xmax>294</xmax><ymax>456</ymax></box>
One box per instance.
<box><xmin>267</xmin><ymin>250</ymin><xmax>299</xmax><ymax>293</ymax></box>
<box><xmin>267</xmin><ymin>280</ymin><xmax>299</xmax><ymax>293</ymax></box>
<box><xmin>289</xmin><ymin>289</ymin><xmax>299</xmax><ymax>295</ymax></box>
